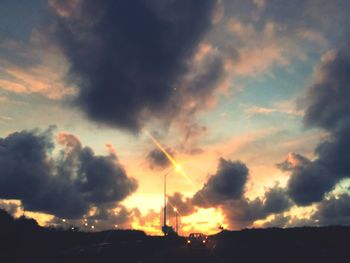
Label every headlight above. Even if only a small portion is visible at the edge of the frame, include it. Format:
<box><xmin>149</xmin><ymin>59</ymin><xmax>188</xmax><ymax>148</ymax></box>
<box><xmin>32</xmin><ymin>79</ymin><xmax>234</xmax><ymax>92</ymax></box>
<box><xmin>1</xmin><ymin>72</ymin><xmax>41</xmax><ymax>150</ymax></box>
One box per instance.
<box><xmin>202</xmin><ymin>240</ymin><xmax>206</xmax><ymax>243</ymax></box>
<box><xmin>187</xmin><ymin>240</ymin><xmax>191</xmax><ymax>243</ymax></box>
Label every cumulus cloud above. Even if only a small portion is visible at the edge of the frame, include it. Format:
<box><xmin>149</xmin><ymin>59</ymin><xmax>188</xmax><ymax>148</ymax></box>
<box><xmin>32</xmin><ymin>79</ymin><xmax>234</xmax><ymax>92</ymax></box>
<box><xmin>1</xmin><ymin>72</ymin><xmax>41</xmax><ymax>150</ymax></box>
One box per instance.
<box><xmin>303</xmin><ymin>47</ymin><xmax>350</xmax><ymax>131</ymax></box>
<box><xmin>192</xmin><ymin>158</ymin><xmax>249</xmax><ymax>206</ymax></box>
<box><xmin>263</xmin><ymin>185</ymin><xmax>292</xmax><ymax>214</ymax></box>
<box><xmin>167</xmin><ymin>192</ymin><xmax>195</xmax><ymax>218</ymax></box>
<box><xmin>147</xmin><ymin>147</ymin><xmax>174</xmax><ymax>170</ymax></box>
<box><xmin>49</xmin><ymin>203</ymin><xmax>138</xmax><ymax>231</ymax></box>
<box><xmin>190</xmin><ymin>158</ymin><xmax>292</xmax><ymax>228</ymax></box>
<box><xmin>88</xmin><ymin>204</ymin><xmax>134</xmax><ymax>230</ymax></box>
<box><xmin>222</xmin><ymin>185</ymin><xmax>291</xmax><ymax>228</ymax></box>
<box><xmin>277</xmin><ymin>152</ymin><xmax>310</xmax><ymax>171</ymax></box>
<box><xmin>0</xmin><ymin>127</ymin><xmax>137</xmax><ymax>219</ymax></box>
<box><xmin>262</xmin><ymin>214</ymin><xmax>291</xmax><ymax>228</ymax></box>
<box><xmin>0</xmin><ymin>201</ymin><xmax>20</xmax><ymax>216</ymax></box>
<box><xmin>313</xmin><ymin>194</ymin><xmax>350</xmax><ymax>226</ymax></box>
<box><xmin>285</xmin><ymin>160</ymin><xmax>336</xmax><ymax>206</ymax></box>
<box><xmin>265</xmin><ymin>193</ymin><xmax>350</xmax><ymax>228</ymax></box>
<box><xmin>279</xmin><ymin>44</ymin><xmax>350</xmax><ymax>205</ymax></box>
<box><xmin>47</xmin><ymin>0</ymin><xmax>225</xmax><ymax>132</ymax></box>
<box><xmin>262</xmin><ymin>213</ymin><xmax>319</xmax><ymax>228</ymax></box>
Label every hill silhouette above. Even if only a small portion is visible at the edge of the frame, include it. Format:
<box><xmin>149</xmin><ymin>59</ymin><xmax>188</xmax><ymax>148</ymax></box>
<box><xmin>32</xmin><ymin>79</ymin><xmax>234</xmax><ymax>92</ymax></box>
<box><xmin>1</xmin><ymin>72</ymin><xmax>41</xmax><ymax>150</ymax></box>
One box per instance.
<box><xmin>1</xmin><ymin>208</ymin><xmax>349</xmax><ymax>263</ymax></box>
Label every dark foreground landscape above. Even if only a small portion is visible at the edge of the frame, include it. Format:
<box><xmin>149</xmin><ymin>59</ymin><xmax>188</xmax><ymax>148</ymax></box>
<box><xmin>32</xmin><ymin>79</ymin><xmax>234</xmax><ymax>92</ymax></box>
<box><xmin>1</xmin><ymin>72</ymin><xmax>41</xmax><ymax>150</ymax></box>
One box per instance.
<box><xmin>1</xmin><ymin>209</ymin><xmax>349</xmax><ymax>263</ymax></box>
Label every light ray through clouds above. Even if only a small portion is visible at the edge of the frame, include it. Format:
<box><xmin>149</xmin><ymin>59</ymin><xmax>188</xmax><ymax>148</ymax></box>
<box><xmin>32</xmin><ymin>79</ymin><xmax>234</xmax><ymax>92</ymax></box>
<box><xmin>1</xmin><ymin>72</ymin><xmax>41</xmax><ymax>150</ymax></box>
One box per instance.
<box><xmin>144</xmin><ymin>130</ymin><xmax>214</xmax><ymax>208</ymax></box>
<box><xmin>144</xmin><ymin>130</ymin><xmax>196</xmax><ymax>188</ymax></box>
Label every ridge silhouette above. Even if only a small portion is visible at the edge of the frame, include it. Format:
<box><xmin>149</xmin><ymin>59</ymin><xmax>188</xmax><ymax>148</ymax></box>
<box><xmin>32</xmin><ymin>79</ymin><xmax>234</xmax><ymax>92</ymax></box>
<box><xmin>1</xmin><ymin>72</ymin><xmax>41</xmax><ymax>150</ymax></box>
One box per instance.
<box><xmin>0</xmin><ymin>208</ymin><xmax>349</xmax><ymax>263</ymax></box>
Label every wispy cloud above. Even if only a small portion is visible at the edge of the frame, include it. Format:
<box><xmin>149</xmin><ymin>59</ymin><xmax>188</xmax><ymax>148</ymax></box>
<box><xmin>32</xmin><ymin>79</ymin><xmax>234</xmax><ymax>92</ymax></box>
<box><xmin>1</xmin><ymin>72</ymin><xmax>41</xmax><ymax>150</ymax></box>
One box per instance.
<box><xmin>0</xmin><ymin>33</ymin><xmax>77</xmax><ymax>100</ymax></box>
<box><xmin>225</xmin><ymin>18</ymin><xmax>327</xmax><ymax>77</ymax></box>
<box><xmin>0</xmin><ymin>115</ymin><xmax>13</xmax><ymax>124</ymax></box>
<box><xmin>244</xmin><ymin>100</ymin><xmax>303</xmax><ymax>117</ymax></box>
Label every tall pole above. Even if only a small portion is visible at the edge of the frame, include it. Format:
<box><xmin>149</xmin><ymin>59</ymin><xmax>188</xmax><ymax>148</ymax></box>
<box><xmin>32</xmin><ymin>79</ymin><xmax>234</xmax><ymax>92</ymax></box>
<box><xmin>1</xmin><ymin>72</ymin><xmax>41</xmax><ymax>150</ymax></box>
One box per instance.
<box><xmin>175</xmin><ymin>209</ymin><xmax>178</xmax><ymax>234</ymax></box>
<box><xmin>163</xmin><ymin>171</ymin><xmax>167</xmax><ymax>236</ymax></box>
<box><xmin>162</xmin><ymin>168</ymin><xmax>173</xmax><ymax>236</ymax></box>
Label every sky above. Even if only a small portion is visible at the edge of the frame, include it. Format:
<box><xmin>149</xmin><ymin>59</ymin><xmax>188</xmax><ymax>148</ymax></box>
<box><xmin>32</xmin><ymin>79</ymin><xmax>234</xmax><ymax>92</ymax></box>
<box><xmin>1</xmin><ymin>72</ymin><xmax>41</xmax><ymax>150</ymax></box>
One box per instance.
<box><xmin>1</xmin><ymin>0</ymin><xmax>350</xmax><ymax>235</ymax></box>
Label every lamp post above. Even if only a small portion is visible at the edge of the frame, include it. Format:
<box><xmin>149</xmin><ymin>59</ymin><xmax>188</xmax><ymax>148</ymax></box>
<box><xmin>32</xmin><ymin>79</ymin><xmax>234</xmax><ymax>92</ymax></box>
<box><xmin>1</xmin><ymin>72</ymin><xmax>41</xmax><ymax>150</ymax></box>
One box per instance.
<box><xmin>164</xmin><ymin>171</ymin><xmax>167</xmax><ymax>235</ymax></box>
<box><xmin>163</xmin><ymin>168</ymin><xmax>173</xmax><ymax>236</ymax></box>
<box><xmin>174</xmin><ymin>207</ymin><xmax>178</xmax><ymax>235</ymax></box>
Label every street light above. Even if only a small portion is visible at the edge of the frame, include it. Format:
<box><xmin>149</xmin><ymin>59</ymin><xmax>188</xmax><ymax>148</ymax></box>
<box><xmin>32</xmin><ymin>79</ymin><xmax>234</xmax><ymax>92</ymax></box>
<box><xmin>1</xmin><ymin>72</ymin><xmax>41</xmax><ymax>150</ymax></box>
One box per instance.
<box><xmin>163</xmin><ymin>168</ymin><xmax>173</xmax><ymax>236</ymax></box>
<box><xmin>173</xmin><ymin>207</ymin><xmax>178</xmax><ymax>234</ymax></box>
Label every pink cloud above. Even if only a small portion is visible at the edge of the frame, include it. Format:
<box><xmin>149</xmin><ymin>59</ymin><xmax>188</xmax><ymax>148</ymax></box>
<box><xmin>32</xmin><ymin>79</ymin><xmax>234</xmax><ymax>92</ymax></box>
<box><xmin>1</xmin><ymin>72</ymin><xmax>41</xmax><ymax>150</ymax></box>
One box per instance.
<box><xmin>244</xmin><ymin>100</ymin><xmax>303</xmax><ymax>117</ymax></box>
<box><xmin>0</xmin><ymin>33</ymin><xmax>77</xmax><ymax>100</ymax></box>
<box><xmin>254</xmin><ymin>0</ymin><xmax>266</xmax><ymax>9</ymax></box>
<box><xmin>226</xmin><ymin>19</ymin><xmax>326</xmax><ymax>77</ymax></box>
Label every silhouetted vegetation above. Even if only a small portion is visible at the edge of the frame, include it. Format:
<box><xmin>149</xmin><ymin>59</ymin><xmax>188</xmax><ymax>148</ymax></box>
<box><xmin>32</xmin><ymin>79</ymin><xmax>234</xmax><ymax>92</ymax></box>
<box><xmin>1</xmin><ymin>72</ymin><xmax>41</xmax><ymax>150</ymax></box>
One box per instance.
<box><xmin>1</xmin><ymin>209</ymin><xmax>349</xmax><ymax>262</ymax></box>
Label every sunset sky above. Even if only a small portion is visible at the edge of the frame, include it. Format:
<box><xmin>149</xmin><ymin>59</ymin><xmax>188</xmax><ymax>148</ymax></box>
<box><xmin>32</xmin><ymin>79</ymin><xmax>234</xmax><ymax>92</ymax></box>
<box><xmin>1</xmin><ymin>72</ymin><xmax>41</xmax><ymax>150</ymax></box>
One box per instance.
<box><xmin>1</xmin><ymin>0</ymin><xmax>350</xmax><ymax>235</ymax></box>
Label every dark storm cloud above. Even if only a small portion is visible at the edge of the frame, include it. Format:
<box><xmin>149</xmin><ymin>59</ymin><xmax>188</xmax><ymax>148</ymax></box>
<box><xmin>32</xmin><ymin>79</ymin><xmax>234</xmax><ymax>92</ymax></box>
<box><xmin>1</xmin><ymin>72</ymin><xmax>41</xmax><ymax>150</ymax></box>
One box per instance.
<box><xmin>0</xmin><ymin>127</ymin><xmax>137</xmax><ymax>219</ymax></box>
<box><xmin>222</xmin><ymin>185</ymin><xmax>292</xmax><ymax>228</ymax></box>
<box><xmin>279</xmin><ymin>44</ymin><xmax>350</xmax><ymax>206</ymax></box>
<box><xmin>147</xmin><ymin>147</ymin><xmax>174</xmax><ymax>170</ymax></box>
<box><xmin>190</xmin><ymin>158</ymin><xmax>292</xmax><ymax>227</ymax></box>
<box><xmin>192</xmin><ymin>158</ymin><xmax>249</xmax><ymax>206</ymax></box>
<box><xmin>278</xmin><ymin>153</ymin><xmax>336</xmax><ymax>205</ymax></box>
<box><xmin>0</xmin><ymin>127</ymin><xmax>87</xmax><ymax>218</ymax></box>
<box><xmin>76</xmin><ymin>147</ymin><xmax>137</xmax><ymax>204</ymax></box>
<box><xmin>285</xmin><ymin>160</ymin><xmax>337</xmax><ymax>206</ymax></box>
<box><xmin>91</xmin><ymin>204</ymin><xmax>129</xmax><ymax>222</ymax></box>
<box><xmin>57</xmin><ymin>132</ymin><xmax>138</xmax><ymax>205</ymax></box>
<box><xmin>222</xmin><ymin>198</ymin><xmax>266</xmax><ymax>228</ymax></box>
<box><xmin>86</xmin><ymin>204</ymin><xmax>133</xmax><ymax>230</ymax></box>
<box><xmin>313</xmin><ymin>194</ymin><xmax>350</xmax><ymax>226</ymax></box>
<box><xmin>263</xmin><ymin>185</ymin><xmax>292</xmax><ymax>215</ymax></box>
<box><xmin>303</xmin><ymin>47</ymin><xmax>350</xmax><ymax>131</ymax></box>
<box><xmin>153</xmin><ymin>157</ymin><xmax>293</xmax><ymax>228</ymax></box>
<box><xmin>48</xmin><ymin>204</ymin><xmax>133</xmax><ymax>231</ymax></box>
<box><xmin>48</xmin><ymin>0</ymin><xmax>219</xmax><ymax>132</ymax></box>
<box><xmin>276</xmin><ymin>153</ymin><xmax>310</xmax><ymax>172</ymax></box>
<box><xmin>167</xmin><ymin>192</ymin><xmax>195</xmax><ymax>218</ymax></box>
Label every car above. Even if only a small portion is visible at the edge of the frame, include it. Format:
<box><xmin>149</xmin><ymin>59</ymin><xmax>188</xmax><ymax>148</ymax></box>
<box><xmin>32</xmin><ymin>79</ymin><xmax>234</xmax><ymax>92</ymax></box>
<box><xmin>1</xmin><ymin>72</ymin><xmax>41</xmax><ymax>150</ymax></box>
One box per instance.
<box><xmin>186</xmin><ymin>233</ymin><xmax>209</xmax><ymax>248</ymax></box>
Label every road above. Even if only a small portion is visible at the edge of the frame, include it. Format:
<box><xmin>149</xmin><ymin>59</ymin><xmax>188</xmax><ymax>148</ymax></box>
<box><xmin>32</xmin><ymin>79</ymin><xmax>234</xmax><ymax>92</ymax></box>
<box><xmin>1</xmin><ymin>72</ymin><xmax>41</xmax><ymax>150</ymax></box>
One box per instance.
<box><xmin>12</xmin><ymin>227</ymin><xmax>350</xmax><ymax>263</ymax></box>
<box><xmin>144</xmin><ymin>244</ymin><xmax>225</xmax><ymax>263</ymax></box>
